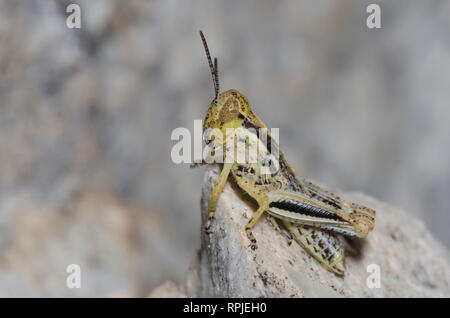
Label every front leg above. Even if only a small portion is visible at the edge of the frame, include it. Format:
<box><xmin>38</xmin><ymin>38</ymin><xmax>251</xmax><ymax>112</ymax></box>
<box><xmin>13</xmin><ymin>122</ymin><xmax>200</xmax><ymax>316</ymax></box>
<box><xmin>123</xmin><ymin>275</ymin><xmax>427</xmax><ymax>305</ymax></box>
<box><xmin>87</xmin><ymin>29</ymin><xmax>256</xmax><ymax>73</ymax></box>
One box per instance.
<box><xmin>244</xmin><ymin>197</ymin><xmax>269</xmax><ymax>250</ymax></box>
<box><xmin>233</xmin><ymin>177</ymin><xmax>270</xmax><ymax>250</ymax></box>
<box><xmin>205</xmin><ymin>162</ymin><xmax>234</xmax><ymax>233</ymax></box>
<box><xmin>245</xmin><ymin>200</ymin><xmax>269</xmax><ymax>250</ymax></box>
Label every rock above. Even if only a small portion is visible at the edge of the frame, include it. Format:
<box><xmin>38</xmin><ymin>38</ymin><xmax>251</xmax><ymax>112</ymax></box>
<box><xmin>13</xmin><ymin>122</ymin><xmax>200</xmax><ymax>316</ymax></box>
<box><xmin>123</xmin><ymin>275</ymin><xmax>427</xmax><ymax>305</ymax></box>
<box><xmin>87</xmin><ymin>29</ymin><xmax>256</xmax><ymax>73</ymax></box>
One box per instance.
<box><xmin>152</xmin><ymin>166</ymin><xmax>450</xmax><ymax>297</ymax></box>
<box><xmin>148</xmin><ymin>281</ymin><xmax>186</xmax><ymax>298</ymax></box>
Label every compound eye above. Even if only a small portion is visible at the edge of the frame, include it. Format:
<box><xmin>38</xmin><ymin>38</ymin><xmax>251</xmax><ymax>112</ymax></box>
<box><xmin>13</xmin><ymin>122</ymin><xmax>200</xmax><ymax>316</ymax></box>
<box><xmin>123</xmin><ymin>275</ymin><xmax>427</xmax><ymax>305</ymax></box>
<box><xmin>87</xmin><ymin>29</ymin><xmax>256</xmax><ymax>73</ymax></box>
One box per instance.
<box><xmin>219</xmin><ymin>97</ymin><xmax>240</xmax><ymax>122</ymax></box>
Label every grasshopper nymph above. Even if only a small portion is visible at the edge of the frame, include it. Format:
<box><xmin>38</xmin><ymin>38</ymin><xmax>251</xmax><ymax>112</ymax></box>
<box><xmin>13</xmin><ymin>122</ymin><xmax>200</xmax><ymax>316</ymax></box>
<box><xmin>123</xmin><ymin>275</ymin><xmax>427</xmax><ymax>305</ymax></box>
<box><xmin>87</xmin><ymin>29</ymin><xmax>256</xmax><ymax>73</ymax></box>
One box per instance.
<box><xmin>198</xmin><ymin>31</ymin><xmax>375</xmax><ymax>275</ymax></box>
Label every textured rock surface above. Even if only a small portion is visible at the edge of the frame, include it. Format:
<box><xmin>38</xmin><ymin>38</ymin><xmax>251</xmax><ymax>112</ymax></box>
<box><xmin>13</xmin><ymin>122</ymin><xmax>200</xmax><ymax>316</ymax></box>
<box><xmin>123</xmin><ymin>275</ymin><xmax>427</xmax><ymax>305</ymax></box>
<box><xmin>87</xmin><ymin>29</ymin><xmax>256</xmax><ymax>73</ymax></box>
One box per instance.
<box><xmin>148</xmin><ymin>281</ymin><xmax>186</xmax><ymax>298</ymax></box>
<box><xmin>153</xmin><ymin>166</ymin><xmax>450</xmax><ymax>297</ymax></box>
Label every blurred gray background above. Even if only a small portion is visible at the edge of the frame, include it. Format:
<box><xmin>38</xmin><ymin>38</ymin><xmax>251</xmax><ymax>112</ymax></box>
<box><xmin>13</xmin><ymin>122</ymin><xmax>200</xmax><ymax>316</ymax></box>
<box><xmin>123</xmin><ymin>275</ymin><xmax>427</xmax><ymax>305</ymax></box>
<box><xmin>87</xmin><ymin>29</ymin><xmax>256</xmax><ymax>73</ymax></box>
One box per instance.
<box><xmin>0</xmin><ymin>0</ymin><xmax>449</xmax><ymax>296</ymax></box>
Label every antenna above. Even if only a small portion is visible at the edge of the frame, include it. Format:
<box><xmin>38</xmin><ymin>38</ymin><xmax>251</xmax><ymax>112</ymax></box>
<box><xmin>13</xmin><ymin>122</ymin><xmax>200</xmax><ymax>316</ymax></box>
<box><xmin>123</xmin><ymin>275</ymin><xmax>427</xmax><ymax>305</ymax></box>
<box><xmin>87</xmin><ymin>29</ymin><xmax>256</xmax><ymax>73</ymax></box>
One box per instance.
<box><xmin>199</xmin><ymin>30</ymin><xmax>219</xmax><ymax>103</ymax></box>
<box><xmin>214</xmin><ymin>57</ymin><xmax>219</xmax><ymax>98</ymax></box>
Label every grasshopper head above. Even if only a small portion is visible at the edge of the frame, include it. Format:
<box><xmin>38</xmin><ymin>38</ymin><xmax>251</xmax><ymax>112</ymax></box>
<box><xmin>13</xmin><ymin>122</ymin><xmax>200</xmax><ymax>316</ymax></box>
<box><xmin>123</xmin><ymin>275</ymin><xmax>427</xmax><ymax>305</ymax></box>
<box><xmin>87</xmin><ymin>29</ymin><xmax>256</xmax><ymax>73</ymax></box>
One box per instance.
<box><xmin>203</xmin><ymin>89</ymin><xmax>250</xmax><ymax>131</ymax></box>
<box><xmin>199</xmin><ymin>31</ymin><xmax>250</xmax><ymax>132</ymax></box>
